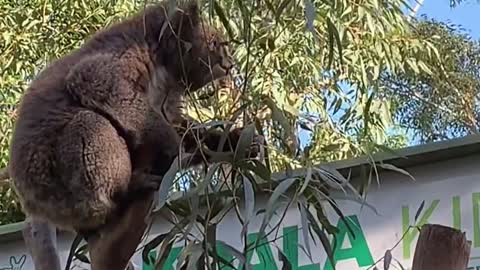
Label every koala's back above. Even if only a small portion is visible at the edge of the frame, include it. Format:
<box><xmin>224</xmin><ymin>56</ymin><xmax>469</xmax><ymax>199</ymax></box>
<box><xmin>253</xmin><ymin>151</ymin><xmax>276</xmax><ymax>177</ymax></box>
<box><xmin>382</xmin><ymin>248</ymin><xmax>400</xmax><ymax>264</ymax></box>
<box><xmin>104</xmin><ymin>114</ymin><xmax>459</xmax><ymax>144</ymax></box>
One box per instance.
<box><xmin>8</xmin><ymin>24</ymin><xmax>140</xmax><ymax>231</ymax></box>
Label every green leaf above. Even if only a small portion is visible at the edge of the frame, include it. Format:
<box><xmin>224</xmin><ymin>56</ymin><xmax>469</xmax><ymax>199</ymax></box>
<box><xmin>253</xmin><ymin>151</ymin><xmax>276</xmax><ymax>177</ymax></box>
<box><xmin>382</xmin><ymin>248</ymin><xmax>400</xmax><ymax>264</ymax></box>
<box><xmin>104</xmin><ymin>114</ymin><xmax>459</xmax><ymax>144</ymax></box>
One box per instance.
<box><xmin>154</xmin><ymin>239</ymin><xmax>174</xmax><ymax>270</ymax></box>
<box><xmin>327</xmin><ymin>200</ymin><xmax>356</xmax><ymax>239</ymax></box>
<box><xmin>65</xmin><ymin>234</ymin><xmax>84</xmax><ymax>270</ymax></box>
<box><xmin>243</xmin><ymin>175</ymin><xmax>255</xmax><ymax>225</ymax></box>
<box><xmin>275</xmin><ymin>0</ymin><xmax>293</xmax><ymax>21</ymax></box>
<box><xmin>384</xmin><ymin>249</ymin><xmax>392</xmax><ymax>270</ymax></box>
<box><xmin>157</xmin><ymin>156</ymin><xmax>180</xmax><ymax>209</ymax></box>
<box><xmin>414</xmin><ymin>200</ymin><xmax>425</xmax><ymax>223</ymax></box>
<box><xmin>143</xmin><ymin>233</ymin><xmax>168</xmax><ymax>265</ymax></box>
<box><xmin>238</xmin><ymin>160</ymin><xmax>271</xmax><ymax>182</ymax></box>
<box><xmin>258</xmin><ymin>178</ymin><xmax>297</xmax><ymax>238</ymax></box>
<box><xmin>299</xmin><ymin>167</ymin><xmax>312</xmax><ymax>194</ymax></box>
<box><xmin>213</xmin><ymin>0</ymin><xmax>235</xmax><ymax>40</ymax></box>
<box><xmin>298</xmin><ymin>202</ymin><xmax>312</xmax><ymax>258</ymax></box>
<box><xmin>378</xmin><ymin>163</ymin><xmax>415</xmax><ymax>181</ymax></box>
<box><xmin>234</xmin><ymin>123</ymin><xmax>255</xmax><ymax>162</ymax></box>
<box><xmin>326</xmin><ymin>16</ymin><xmax>343</xmax><ymax>67</ymax></box>
<box><xmin>74</xmin><ymin>252</ymin><xmax>90</xmax><ymax>264</ymax></box>
<box><xmin>278</xmin><ymin>247</ymin><xmax>293</xmax><ymax>270</ymax></box>
<box><xmin>326</xmin><ymin>17</ymin><xmax>335</xmax><ymax>69</ymax></box>
<box><xmin>217</xmin><ymin>240</ymin><xmax>251</xmax><ymax>270</ymax></box>
<box><xmin>304</xmin><ymin>205</ymin><xmax>336</xmax><ymax>270</ymax></box>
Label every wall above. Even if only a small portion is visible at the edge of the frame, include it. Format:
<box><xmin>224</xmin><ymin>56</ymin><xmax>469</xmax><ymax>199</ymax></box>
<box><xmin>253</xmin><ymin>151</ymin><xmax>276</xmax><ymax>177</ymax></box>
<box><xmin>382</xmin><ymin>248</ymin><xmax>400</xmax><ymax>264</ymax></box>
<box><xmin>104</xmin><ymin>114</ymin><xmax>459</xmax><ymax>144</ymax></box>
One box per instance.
<box><xmin>1</xmin><ymin>153</ymin><xmax>480</xmax><ymax>270</ymax></box>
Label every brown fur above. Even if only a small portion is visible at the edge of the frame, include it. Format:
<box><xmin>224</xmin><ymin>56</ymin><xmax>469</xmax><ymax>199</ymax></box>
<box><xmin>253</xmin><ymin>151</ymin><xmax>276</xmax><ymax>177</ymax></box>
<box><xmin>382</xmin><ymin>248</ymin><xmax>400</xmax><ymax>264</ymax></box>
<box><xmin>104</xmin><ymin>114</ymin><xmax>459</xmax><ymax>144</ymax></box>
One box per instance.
<box><xmin>8</xmin><ymin>0</ymin><xmax>246</xmax><ymax>234</ymax></box>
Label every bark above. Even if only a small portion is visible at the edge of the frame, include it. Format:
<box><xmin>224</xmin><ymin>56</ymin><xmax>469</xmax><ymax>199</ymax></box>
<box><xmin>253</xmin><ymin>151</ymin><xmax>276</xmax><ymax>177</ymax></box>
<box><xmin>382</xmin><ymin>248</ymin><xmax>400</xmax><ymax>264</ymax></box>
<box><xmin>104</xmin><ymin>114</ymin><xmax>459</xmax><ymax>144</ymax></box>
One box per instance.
<box><xmin>22</xmin><ymin>218</ymin><xmax>61</xmax><ymax>270</ymax></box>
<box><xmin>88</xmin><ymin>192</ymin><xmax>155</xmax><ymax>270</ymax></box>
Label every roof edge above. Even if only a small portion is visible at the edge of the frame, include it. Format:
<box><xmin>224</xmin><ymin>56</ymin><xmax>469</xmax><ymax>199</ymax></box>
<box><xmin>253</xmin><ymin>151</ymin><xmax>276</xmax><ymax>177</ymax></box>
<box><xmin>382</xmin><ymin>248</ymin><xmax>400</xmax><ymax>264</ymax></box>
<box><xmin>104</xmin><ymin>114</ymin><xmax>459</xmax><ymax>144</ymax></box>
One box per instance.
<box><xmin>1</xmin><ymin>134</ymin><xmax>480</xmax><ymax>240</ymax></box>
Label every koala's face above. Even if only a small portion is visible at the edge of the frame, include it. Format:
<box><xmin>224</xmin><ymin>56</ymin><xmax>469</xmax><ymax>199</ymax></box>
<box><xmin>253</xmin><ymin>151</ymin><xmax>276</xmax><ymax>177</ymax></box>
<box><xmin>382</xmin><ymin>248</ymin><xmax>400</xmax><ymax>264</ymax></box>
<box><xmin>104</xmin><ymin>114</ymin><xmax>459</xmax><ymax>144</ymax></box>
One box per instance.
<box><xmin>182</xmin><ymin>25</ymin><xmax>235</xmax><ymax>92</ymax></box>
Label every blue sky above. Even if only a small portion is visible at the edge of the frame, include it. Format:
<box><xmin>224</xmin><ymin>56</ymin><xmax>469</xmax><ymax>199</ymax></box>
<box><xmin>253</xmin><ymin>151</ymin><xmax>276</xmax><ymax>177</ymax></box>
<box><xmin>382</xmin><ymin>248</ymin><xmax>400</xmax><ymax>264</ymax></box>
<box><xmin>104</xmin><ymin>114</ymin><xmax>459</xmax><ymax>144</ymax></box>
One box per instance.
<box><xmin>417</xmin><ymin>0</ymin><xmax>480</xmax><ymax>39</ymax></box>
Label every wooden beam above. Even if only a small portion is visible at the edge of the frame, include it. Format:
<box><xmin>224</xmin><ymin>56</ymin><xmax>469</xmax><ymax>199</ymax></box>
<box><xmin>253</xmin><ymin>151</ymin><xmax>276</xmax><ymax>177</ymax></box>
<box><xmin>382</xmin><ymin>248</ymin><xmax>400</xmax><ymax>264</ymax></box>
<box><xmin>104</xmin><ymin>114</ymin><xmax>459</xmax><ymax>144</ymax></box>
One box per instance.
<box><xmin>412</xmin><ymin>224</ymin><xmax>471</xmax><ymax>270</ymax></box>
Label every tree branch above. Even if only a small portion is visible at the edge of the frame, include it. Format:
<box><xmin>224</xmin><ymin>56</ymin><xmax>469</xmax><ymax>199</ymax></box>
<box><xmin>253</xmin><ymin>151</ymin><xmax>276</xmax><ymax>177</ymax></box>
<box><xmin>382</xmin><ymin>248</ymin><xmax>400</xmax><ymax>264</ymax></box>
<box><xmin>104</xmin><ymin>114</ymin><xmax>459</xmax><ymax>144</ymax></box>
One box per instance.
<box><xmin>23</xmin><ymin>218</ymin><xmax>61</xmax><ymax>270</ymax></box>
<box><xmin>88</xmin><ymin>192</ymin><xmax>155</xmax><ymax>270</ymax></box>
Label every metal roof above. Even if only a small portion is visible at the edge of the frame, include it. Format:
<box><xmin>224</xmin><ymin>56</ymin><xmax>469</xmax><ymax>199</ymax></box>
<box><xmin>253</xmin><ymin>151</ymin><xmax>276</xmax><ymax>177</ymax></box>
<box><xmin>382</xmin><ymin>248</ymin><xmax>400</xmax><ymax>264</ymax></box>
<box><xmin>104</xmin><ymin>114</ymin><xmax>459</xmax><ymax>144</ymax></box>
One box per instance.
<box><xmin>1</xmin><ymin>134</ymin><xmax>480</xmax><ymax>242</ymax></box>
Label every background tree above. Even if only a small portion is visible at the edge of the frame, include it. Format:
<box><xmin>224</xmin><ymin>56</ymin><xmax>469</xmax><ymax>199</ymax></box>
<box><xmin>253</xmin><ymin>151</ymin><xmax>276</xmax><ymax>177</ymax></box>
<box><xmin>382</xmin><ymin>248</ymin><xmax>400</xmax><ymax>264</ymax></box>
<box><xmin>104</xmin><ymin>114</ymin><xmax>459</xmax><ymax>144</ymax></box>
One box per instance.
<box><xmin>380</xmin><ymin>17</ymin><xmax>480</xmax><ymax>142</ymax></box>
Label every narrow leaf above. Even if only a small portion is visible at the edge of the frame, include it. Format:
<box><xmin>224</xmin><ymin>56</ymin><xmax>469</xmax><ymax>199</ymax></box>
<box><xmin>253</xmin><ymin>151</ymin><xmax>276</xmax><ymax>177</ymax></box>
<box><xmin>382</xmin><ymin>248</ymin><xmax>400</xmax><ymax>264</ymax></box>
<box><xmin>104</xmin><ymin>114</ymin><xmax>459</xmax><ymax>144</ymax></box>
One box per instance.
<box><xmin>243</xmin><ymin>175</ymin><xmax>255</xmax><ymax>226</ymax></box>
<box><xmin>258</xmin><ymin>178</ymin><xmax>297</xmax><ymax>237</ymax></box>
<box><xmin>74</xmin><ymin>253</ymin><xmax>90</xmax><ymax>264</ymax></box>
<box><xmin>298</xmin><ymin>202</ymin><xmax>312</xmax><ymax>257</ymax></box>
<box><xmin>326</xmin><ymin>17</ymin><xmax>335</xmax><ymax>69</ymax></box>
<box><xmin>278</xmin><ymin>247</ymin><xmax>293</xmax><ymax>270</ymax></box>
<box><xmin>143</xmin><ymin>233</ymin><xmax>168</xmax><ymax>265</ymax></box>
<box><xmin>304</xmin><ymin>206</ymin><xmax>335</xmax><ymax>269</ymax></box>
<box><xmin>299</xmin><ymin>167</ymin><xmax>312</xmax><ymax>194</ymax></box>
<box><xmin>275</xmin><ymin>0</ymin><xmax>292</xmax><ymax>20</ymax></box>
<box><xmin>234</xmin><ymin>123</ymin><xmax>255</xmax><ymax>162</ymax></box>
<box><xmin>213</xmin><ymin>1</ymin><xmax>235</xmax><ymax>40</ymax></box>
<box><xmin>65</xmin><ymin>234</ymin><xmax>84</xmax><ymax>270</ymax></box>
<box><xmin>217</xmin><ymin>240</ymin><xmax>250</xmax><ymax>270</ymax></box>
<box><xmin>414</xmin><ymin>200</ymin><xmax>425</xmax><ymax>223</ymax></box>
<box><xmin>327</xmin><ymin>200</ymin><xmax>356</xmax><ymax>239</ymax></box>
<box><xmin>157</xmin><ymin>156</ymin><xmax>181</xmax><ymax>209</ymax></box>
<box><xmin>378</xmin><ymin>163</ymin><xmax>415</xmax><ymax>181</ymax></box>
<box><xmin>384</xmin><ymin>249</ymin><xmax>392</xmax><ymax>270</ymax></box>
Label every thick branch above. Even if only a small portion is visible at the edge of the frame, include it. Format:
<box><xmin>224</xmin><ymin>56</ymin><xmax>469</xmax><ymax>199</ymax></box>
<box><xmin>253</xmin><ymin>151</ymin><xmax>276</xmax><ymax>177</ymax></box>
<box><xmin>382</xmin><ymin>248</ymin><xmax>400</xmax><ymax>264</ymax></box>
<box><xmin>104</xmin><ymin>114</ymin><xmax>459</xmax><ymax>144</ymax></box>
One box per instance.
<box><xmin>88</xmin><ymin>192</ymin><xmax>155</xmax><ymax>270</ymax></box>
<box><xmin>23</xmin><ymin>218</ymin><xmax>61</xmax><ymax>270</ymax></box>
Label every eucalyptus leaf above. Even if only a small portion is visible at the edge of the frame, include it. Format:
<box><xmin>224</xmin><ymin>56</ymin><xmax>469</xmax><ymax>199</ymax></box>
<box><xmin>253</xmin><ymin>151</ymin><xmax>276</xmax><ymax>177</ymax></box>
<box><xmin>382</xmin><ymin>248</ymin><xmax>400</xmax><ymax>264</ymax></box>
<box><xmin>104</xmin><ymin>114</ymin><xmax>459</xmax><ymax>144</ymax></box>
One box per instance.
<box><xmin>258</xmin><ymin>178</ymin><xmax>297</xmax><ymax>238</ymax></box>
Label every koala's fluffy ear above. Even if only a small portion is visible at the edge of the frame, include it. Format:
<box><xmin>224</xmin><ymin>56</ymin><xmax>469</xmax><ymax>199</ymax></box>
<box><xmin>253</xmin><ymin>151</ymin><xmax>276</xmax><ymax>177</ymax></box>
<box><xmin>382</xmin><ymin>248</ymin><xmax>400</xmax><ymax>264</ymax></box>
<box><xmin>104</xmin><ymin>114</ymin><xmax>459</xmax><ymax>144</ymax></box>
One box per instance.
<box><xmin>183</xmin><ymin>0</ymin><xmax>200</xmax><ymax>17</ymax></box>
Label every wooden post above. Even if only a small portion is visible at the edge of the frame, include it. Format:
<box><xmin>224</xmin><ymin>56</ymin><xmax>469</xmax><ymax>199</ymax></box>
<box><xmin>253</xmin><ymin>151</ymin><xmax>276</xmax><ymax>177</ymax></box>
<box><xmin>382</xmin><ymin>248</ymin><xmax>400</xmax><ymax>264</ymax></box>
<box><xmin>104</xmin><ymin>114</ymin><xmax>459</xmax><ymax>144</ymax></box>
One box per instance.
<box><xmin>411</xmin><ymin>224</ymin><xmax>471</xmax><ymax>270</ymax></box>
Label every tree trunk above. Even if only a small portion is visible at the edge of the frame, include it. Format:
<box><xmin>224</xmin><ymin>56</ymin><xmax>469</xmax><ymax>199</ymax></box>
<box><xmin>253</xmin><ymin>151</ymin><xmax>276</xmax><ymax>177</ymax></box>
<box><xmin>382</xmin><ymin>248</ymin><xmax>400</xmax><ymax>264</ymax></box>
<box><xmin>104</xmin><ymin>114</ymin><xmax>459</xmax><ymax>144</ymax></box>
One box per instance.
<box><xmin>22</xmin><ymin>218</ymin><xmax>61</xmax><ymax>270</ymax></box>
<box><xmin>411</xmin><ymin>224</ymin><xmax>471</xmax><ymax>270</ymax></box>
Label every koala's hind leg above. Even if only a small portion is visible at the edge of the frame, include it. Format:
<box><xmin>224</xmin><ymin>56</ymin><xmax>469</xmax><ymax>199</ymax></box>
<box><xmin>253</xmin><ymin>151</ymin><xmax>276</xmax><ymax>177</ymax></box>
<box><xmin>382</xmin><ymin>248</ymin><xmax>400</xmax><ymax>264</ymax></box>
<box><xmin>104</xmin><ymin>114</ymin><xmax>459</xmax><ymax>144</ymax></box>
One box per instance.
<box><xmin>55</xmin><ymin>110</ymin><xmax>132</xmax><ymax>232</ymax></box>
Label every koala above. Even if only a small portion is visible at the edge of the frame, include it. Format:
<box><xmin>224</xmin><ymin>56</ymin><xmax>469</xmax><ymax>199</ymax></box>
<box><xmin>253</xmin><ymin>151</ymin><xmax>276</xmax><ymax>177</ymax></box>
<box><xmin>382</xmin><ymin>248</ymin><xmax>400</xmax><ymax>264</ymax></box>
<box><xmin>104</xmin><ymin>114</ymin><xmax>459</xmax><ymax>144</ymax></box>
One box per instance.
<box><xmin>8</xmin><ymin>0</ymin><xmax>259</xmax><ymax>238</ymax></box>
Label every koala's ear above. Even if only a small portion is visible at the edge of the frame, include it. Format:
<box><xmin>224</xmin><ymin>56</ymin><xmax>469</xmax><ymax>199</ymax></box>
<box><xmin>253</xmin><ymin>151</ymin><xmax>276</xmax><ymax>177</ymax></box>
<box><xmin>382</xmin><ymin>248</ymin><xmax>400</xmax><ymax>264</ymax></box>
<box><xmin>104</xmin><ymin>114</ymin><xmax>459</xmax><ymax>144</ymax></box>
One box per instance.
<box><xmin>184</xmin><ymin>0</ymin><xmax>200</xmax><ymax>15</ymax></box>
<box><xmin>179</xmin><ymin>0</ymin><xmax>201</xmax><ymax>32</ymax></box>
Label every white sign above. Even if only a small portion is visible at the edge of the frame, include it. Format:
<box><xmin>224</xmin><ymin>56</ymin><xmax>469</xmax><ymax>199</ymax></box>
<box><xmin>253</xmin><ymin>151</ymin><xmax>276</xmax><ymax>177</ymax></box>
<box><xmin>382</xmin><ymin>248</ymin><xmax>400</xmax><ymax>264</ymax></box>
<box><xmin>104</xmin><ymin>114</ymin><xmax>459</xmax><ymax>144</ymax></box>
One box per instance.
<box><xmin>1</xmin><ymin>155</ymin><xmax>480</xmax><ymax>270</ymax></box>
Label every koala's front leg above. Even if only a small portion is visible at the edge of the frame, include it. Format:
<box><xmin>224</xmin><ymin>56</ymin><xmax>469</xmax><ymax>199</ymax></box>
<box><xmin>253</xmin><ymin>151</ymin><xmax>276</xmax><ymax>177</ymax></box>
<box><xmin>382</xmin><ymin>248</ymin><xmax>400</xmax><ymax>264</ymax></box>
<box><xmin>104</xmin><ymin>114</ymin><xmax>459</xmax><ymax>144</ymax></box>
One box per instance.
<box><xmin>178</xmin><ymin>118</ymin><xmax>264</xmax><ymax>164</ymax></box>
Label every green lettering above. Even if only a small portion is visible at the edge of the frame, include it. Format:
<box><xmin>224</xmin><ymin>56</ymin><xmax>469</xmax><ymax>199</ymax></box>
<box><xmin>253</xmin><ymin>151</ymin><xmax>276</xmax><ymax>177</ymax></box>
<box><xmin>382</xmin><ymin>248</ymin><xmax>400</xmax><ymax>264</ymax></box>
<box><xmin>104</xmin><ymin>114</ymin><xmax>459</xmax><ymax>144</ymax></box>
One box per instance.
<box><xmin>143</xmin><ymin>246</ymin><xmax>182</xmax><ymax>270</ymax></box>
<box><xmin>323</xmin><ymin>215</ymin><xmax>373</xmax><ymax>270</ymax></box>
<box><xmin>216</xmin><ymin>241</ymin><xmax>235</xmax><ymax>270</ymax></box>
<box><xmin>402</xmin><ymin>200</ymin><xmax>439</xmax><ymax>259</ymax></box>
<box><xmin>244</xmin><ymin>232</ymin><xmax>278</xmax><ymax>270</ymax></box>
<box><xmin>452</xmin><ymin>196</ymin><xmax>461</xmax><ymax>230</ymax></box>
<box><xmin>473</xmin><ymin>192</ymin><xmax>480</xmax><ymax>247</ymax></box>
<box><xmin>283</xmin><ymin>226</ymin><xmax>319</xmax><ymax>270</ymax></box>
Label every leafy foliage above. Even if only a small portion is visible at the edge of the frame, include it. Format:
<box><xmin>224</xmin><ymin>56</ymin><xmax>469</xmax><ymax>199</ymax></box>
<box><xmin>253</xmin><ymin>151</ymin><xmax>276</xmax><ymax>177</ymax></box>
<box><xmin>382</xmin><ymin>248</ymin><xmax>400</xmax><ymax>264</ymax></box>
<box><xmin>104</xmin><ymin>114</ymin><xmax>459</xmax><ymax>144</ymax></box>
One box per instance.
<box><xmin>380</xmin><ymin>17</ymin><xmax>480</xmax><ymax>142</ymax></box>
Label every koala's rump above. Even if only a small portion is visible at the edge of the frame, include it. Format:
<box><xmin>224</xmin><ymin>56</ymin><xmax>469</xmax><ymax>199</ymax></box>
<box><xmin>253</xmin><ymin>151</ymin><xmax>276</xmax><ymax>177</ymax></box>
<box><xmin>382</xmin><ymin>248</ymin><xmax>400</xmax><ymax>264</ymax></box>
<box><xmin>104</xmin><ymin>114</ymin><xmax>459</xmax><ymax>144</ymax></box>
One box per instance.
<box><xmin>10</xmin><ymin>107</ymin><xmax>132</xmax><ymax>231</ymax></box>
